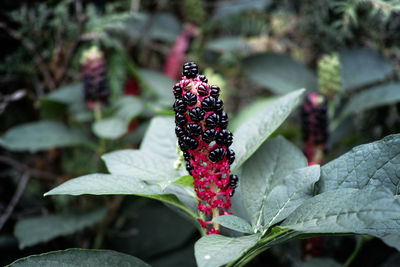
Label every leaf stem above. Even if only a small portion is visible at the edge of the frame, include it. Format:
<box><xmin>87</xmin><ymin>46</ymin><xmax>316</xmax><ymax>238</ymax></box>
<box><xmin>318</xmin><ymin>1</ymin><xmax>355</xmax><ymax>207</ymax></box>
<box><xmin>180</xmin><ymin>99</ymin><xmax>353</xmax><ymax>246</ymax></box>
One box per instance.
<box><xmin>344</xmin><ymin>235</ymin><xmax>372</xmax><ymax>267</ymax></box>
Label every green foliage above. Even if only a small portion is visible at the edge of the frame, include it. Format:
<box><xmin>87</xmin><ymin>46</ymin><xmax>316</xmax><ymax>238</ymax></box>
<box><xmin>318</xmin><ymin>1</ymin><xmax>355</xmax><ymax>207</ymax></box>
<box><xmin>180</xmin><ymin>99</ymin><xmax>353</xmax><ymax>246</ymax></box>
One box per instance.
<box><xmin>8</xmin><ymin>248</ymin><xmax>150</xmax><ymax>267</ymax></box>
<box><xmin>14</xmin><ymin>209</ymin><xmax>106</xmax><ymax>249</ymax></box>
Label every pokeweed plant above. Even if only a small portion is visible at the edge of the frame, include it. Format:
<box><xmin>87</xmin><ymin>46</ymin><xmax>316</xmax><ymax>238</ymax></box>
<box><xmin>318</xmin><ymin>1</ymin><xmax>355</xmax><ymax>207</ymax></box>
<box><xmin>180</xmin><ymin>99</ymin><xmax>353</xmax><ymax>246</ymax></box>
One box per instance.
<box><xmin>41</xmin><ymin>63</ymin><xmax>400</xmax><ymax>267</ymax></box>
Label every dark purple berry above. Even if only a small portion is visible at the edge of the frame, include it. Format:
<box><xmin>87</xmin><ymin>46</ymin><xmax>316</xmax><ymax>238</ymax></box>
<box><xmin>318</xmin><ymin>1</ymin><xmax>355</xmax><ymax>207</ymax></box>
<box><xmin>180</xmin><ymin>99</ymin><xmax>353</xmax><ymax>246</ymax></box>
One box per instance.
<box><xmin>198</xmin><ymin>75</ymin><xmax>208</xmax><ymax>83</ymax></box>
<box><xmin>227</xmin><ymin>148</ymin><xmax>235</xmax><ymax>164</ymax></box>
<box><xmin>183</xmin><ymin>151</ymin><xmax>192</xmax><ymax>161</ymax></box>
<box><xmin>219</xmin><ymin>112</ymin><xmax>229</xmax><ymax>129</ymax></box>
<box><xmin>216</xmin><ymin>129</ymin><xmax>233</xmax><ymax>146</ymax></box>
<box><xmin>210</xmin><ymin>85</ymin><xmax>220</xmax><ymax>98</ymax></box>
<box><xmin>189</xmin><ymin>107</ymin><xmax>205</xmax><ymax>122</ymax></box>
<box><xmin>186</xmin><ymin>162</ymin><xmax>193</xmax><ymax>174</ymax></box>
<box><xmin>229</xmin><ymin>174</ymin><xmax>239</xmax><ymax>197</ymax></box>
<box><xmin>186</xmin><ymin>123</ymin><xmax>202</xmax><ymax>136</ymax></box>
<box><xmin>184</xmin><ymin>136</ymin><xmax>198</xmax><ymax>150</ymax></box>
<box><xmin>183</xmin><ymin>92</ymin><xmax>197</xmax><ymax>106</ymax></box>
<box><xmin>202</xmin><ymin>96</ymin><xmax>215</xmax><ymax>112</ymax></box>
<box><xmin>175</xmin><ymin>113</ymin><xmax>187</xmax><ymax>126</ymax></box>
<box><xmin>173</xmin><ymin>83</ymin><xmax>183</xmax><ymax>98</ymax></box>
<box><xmin>209</xmin><ymin>147</ymin><xmax>225</xmax><ymax>162</ymax></box>
<box><xmin>174</xmin><ymin>99</ymin><xmax>187</xmax><ymax>113</ymax></box>
<box><xmin>202</xmin><ymin>129</ymin><xmax>217</xmax><ymax>143</ymax></box>
<box><xmin>206</xmin><ymin>113</ymin><xmax>220</xmax><ymax>128</ymax></box>
<box><xmin>179</xmin><ymin>139</ymin><xmax>188</xmax><ymax>151</ymax></box>
<box><xmin>214</xmin><ymin>99</ymin><xmax>223</xmax><ymax>113</ymax></box>
<box><xmin>197</xmin><ymin>84</ymin><xmax>208</xmax><ymax>96</ymax></box>
<box><xmin>175</xmin><ymin>126</ymin><xmax>186</xmax><ymax>138</ymax></box>
<box><xmin>183</xmin><ymin>62</ymin><xmax>198</xmax><ymax>78</ymax></box>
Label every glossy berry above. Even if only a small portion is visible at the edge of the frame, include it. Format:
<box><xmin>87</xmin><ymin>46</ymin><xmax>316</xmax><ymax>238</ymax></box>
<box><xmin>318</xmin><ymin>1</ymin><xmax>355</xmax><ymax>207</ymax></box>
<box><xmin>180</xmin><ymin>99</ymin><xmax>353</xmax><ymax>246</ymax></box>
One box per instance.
<box><xmin>183</xmin><ymin>151</ymin><xmax>192</xmax><ymax>161</ymax></box>
<box><xmin>219</xmin><ymin>112</ymin><xmax>229</xmax><ymax>129</ymax></box>
<box><xmin>178</xmin><ymin>139</ymin><xmax>188</xmax><ymax>151</ymax></box>
<box><xmin>206</xmin><ymin>113</ymin><xmax>220</xmax><ymax>128</ymax></box>
<box><xmin>186</xmin><ymin>123</ymin><xmax>202</xmax><ymax>136</ymax></box>
<box><xmin>174</xmin><ymin>99</ymin><xmax>187</xmax><ymax>113</ymax></box>
<box><xmin>189</xmin><ymin>107</ymin><xmax>205</xmax><ymax>122</ymax></box>
<box><xmin>202</xmin><ymin>129</ymin><xmax>217</xmax><ymax>143</ymax></box>
<box><xmin>186</xmin><ymin>162</ymin><xmax>194</xmax><ymax>174</ymax></box>
<box><xmin>227</xmin><ymin>148</ymin><xmax>235</xmax><ymax>164</ymax></box>
<box><xmin>175</xmin><ymin>113</ymin><xmax>187</xmax><ymax>126</ymax></box>
<box><xmin>184</xmin><ymin>136</ymin><xmax>199</xmax><ymax>150</ymax></box>
<box><xmin>214</xmin><ymin>99</ymin><xmax>224</xmax><ymax>113</ymax></box>
<box><xmin>184</xmin><ymin>92</ymin><xmax>197</xmax><ymax>106</ymax></box>
<box><xmin>210</xmin><ymin>85</ymin><xmax>220</xmax><ymax>98</ymax></box>
<box><xmin>175</xmin><ymin>125</ymin><xmax>186</xmax><ymax>138</ymax></box>
<box><xmin>202</xmin><ymin>96</ymin><xmax>215</xmax><ymax>112</ymax></box>
<box><xmin>209</xmin><ymin>147</ymin><xmax>225</xmax><ymax>162</ymax></box>
<box><xmin>197</xmin><ymin>84</ymin><xmax>208</xmax><ymax>96</ymax></box>
<box><xmin>229</xmin><ymin>174</ymin><xmax>239</xmax><ymax>196</ymax></box>
<box><xmin>173</xmin><ymin>83</ymin><xmax>183</xmax><ymax>98</ymax></box>
<box><xmin>198</xmin><ymin>75</ymin><xmax>208</xmax><ymax>83</ymax></box>
<box><xmin>183</xmin><ymin>61</ymin><xmax>198</xmax><ymax>78</ymax></box>
<box><xmin>216</xmin><ymin>129</ymin><xmax>233</xmax><ymax>146</ymax></box>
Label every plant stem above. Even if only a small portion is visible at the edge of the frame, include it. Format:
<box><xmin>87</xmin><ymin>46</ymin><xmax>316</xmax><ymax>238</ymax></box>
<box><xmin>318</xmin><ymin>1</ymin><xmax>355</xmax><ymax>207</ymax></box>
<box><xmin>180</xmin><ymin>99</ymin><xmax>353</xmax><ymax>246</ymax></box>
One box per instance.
<box><xmin>344</xmin><ymin>235</ymin><xmax>372</xmax><ymax>267</ymax></box>
<box><xmin>210</xmin><ymin>183</ymin><xmax>220</xmax><ymax>231</ymax></box>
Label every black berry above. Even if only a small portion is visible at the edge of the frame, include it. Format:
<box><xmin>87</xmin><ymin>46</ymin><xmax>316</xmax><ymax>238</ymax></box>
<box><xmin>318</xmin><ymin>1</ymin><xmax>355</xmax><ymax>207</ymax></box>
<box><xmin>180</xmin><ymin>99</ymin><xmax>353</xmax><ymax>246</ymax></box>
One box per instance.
<box><xmin>210</xmin><ymin>85</ymin><xmax>220</xmax><ymax>98</ymax></box>
<box><xmin>183</xmin><ymin>92</ymin><xmax>197</xmax><ymax>106</ymax></box>
<box><xmin>173</xmin><ymin>83</ymin><xmax>182</xmax><ymax>98</ymax></box>
<box><xmin>184</xmin><ymin>136</ymin><xmax>199</xmax><ymax>150</ymax></box>
<box><xmin>209</xmin><ymin>147</ymin><xmax>225</xmax><ymax>162</ymax></box>
<box><xmin>198</xmin><ymin>75</ymin><xmax>208</xmax><ymax>83</ymax></box>
<box><xmin>202</xmin><ymin>129</ymin><xmax>217</xmax><ymax>143</ymax></box>
<box><xmin>175</xmin><ymin>113</ymin><xmax>187</xmax><ymax>126</ymax></box>
<box><xmin>183</xmin><ymin>151</ymin><xmax>192</xmax><ymax>161</ymax></box>
<box><xmin>227</xmin><ymin>148</ymin><xmax>235</xmax><ymax>164</ymax></box>
<box><xmin>202</xmin><ymin>96</ymin><xmax>215</xmax><ymax>112</ymax></box>
<box><xmin>186</xmin><ymin>162</ymin><xmax>194</xmax><ymax>174</ymax></box>
<box><xmin>186</xmin><ymin>123</ymin><xmax>202</xmax><ymax>136</ymax></box>
<box><xmin>183</xmin><ymin>62</ymin><xmax>198</xmax><ymax>78</ymax></box>
<box><xmin>219</xmin><ymin>112</ymin><xmax>229</xmax><ymax>129</ymax></box>
<box><xmin>189</xmin><ymin>107</ymin><xmax>205</xmax><ymax>122</ymax></box>
<box><xmin>174</xmin><ymin>99</ymin><xmax>187</xmax><ymax>113</ymax></box>
<box><xmin>214</xmin><ymin>99</ymin><xmax>224</xmax><ymax>113</ymax></box>
<box><xmin>206</xmin><ymin>113</ymin><xmax>220</xmax><ymax>128</ymax></box>
<box><xmin>216</xmin><ymin>129</ymin><xmax>233</xmax><ymax>146</ymax></box>
<box><xmin>197</xmin><ymin>84</ymin><xmax>208</xmax><ymax>96</ymax></box>
<box><xmin>175</xmin><ymin>126</ymin><xmax>186</xmax><ymax>138</ymax></box>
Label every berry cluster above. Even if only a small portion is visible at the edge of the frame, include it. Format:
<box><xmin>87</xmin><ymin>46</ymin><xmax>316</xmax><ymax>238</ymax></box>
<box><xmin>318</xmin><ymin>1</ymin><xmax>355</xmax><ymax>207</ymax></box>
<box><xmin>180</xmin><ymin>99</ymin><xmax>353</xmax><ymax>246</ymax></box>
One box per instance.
<box><xmin>81</xmin><ymin>47</ymin><xmax>110</xmax><ymax>108</ymax></box>
<box><xmin>300</xmin><ymin>92</ymin><xmax>329</xmax><ymax>164</ymax></box>
<box><xmin>173</xmin><ymin>62</ymin><xmax>238</xmax><ymax>234</ymax></box>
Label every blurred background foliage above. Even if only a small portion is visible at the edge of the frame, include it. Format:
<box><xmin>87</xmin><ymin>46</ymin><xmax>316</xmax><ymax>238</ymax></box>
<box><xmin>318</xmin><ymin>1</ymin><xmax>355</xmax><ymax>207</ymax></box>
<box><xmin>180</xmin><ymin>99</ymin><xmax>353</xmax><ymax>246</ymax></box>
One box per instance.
<box><xmin>0</xmin><ymin>0</ymin><xmax>400</xmax><ymax>266</ymax></box>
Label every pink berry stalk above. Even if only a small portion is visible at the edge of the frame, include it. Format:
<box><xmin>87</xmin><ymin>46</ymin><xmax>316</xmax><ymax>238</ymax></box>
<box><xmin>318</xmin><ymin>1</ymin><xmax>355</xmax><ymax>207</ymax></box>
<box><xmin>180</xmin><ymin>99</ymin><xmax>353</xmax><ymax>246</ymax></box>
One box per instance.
<box><xmin>173</xmin><ymin>62</ymin><xmax>238</xmax><ymax>234</ymax></box>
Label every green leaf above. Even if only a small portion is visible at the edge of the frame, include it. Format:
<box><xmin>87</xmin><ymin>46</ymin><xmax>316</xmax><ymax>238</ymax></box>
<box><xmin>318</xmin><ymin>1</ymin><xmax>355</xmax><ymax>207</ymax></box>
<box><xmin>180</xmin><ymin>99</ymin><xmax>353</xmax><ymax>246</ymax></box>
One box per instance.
<box><xmin>148</xmin><ymin>13</ymin><xmax>181</xmax><ymax>42</ymax></box>
<box><xmin>242</xmin><ymin>53</ymin><xmax>317</xmax><ymax>94</ymax></box>
<box><xmin>205</xmin><ymin>37</ymin><xmax>250</xmax><ymax>54</ymax></box>
<box><xmin>213</xmin><ymin>0</ymin><xmax>272</xmax><ymax>19</ymax></box>
<box><xmin>44</xmin><ymin>174</ymin><xmax>198</xmax><ymax>219</ymax></box>
<box><xmin>340</xmin><ymin>47</ymin><xmax>394</xmax><ymax>91</ymax></box>
<box><xmin>41</xmin><ymin>83</ymin><xmax>83</xmax><ymax>104</ymax></box>
<box><xmin>241</xmin><ymin>136</ymin><xmax>308</xmax><ymax>227</ymax></box>
<box><xmin>8</xmin><ymin>248</ymin><xmax>150</xmax><ymax>267</ymax></box>
<box><xmin>194</xmin><ymin>234</ymin><xmax>260</xmax><ymax>267</ymax></box>
<box><xmin>0</xmin><ymin>121</ymin><xmax>88</xmax><ymax>152</ymax></box>
<box><xmin>340</xmin><ymin>83</ymin><xmax>400</xmax><ymax>117</ymax></box>
<box><xmin>229</xmin><ymin>98</ymin><xmax>274</xmax><ymax>132</ymax></box>
<box><xmin>263</xmin><ymin>165</ymin><xmax>320</xmax><ymax>228</ymax></box>
<box><xmin>170</xmin><ymin>175</ymin><xmax>194</xmax><ymax>188</ymax></box>
<box><xmin>113</xmin><ymin>96</ymin><xmax>143</xmax><ymax>123</ymax></box>
<box><xmin>231</xmin><ymin>89</ymin><xmax>305</xmax><ymax>171</ymax></box>
<box><xmin>14</xmin><ymin>209</ymin><xmax>106</xmax><ymax>249</ymax></box>
<box><xmin>92</xmin><ymin>117</ymin><xmax>127</xmax><ymax>139</ymax></box>
<box><xmin>102</xmin><ymin>150</ymin><xmax>180</xmax><ymax>182</ymax></box>
<box><xmin>282</xmin><ymin>187</ymin><xmax>400</xmax><ymax>237</ymax></box>
<box><xmin>318</xmin><ymin>134</ymin><xmax>400</xmax><ymax>195</ymax></box>
<box><xmin>381</xmin><ymin>234</ymin><xmax>400</xmax><ymax>251</ymax></box>
<box><xmin>138</xmin><ymin>69</ymin><xmax>175</xmax><ymax>106</ymax></box>
<box><xmin>213</xmin><ymin>215</ymin><xmax>253</xmax><ymax>234</ymax></box>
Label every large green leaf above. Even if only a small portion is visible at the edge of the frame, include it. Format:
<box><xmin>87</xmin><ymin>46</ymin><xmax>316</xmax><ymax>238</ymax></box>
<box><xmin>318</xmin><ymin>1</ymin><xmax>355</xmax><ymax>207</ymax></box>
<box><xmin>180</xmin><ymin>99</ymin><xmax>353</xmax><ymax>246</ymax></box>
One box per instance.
<box><xmin>231</xmin><ymin>89</ymin><xmax>304</xmax><ymax>171</ymax></box>
<box><xmin>14</xmin><ymin>209</ymin><xmax>106</xmax><ymax>249</ymax></box>
<box><xmin>241</xmin><ymin>136</ymin><xmax>308</xmax><ymax>227</ymax></box>
<box><xmin>113</xmin><ymin>96</ymin><xmax>143</xmax><ymax>123</ymax></box>
<box><xmin>148</xmin><ymin>12</ymin><xmax>181</xmax><ymax>42</ymax></box>
<box><xmin>194</xmin><ymin>234</ymin><xmax>260</xmax><ymax>267</ymax></box>
<box><xmin>92</xmin><ymin>117</ymin><xmax>127</xmax><ymax>139</ymax></box>
<box><xmin>381</xmin><ymin>234</ymin><xmax>400</xmax><ymax>251</ymax></box>
<box><xmin>44</xmin><ymin>174</ymin><xmax>197</xmax><ymax>219</ymax></box>
<box><xmin>138</xmin><ymin>69</ymin><xmax>175</xmax><ymax>106</ymax></box>
<box><xmin>212</xmin><ymin>215</ymin><xmax>253</xmax><ymax>234</ymax></box>
<box><xmin>340</xmin><ymin>47</ymin><xmax>394</xmax><ymax>91</ymax></box>
<box><xmin>242</xmin><ymin>53</ymin><xmax>317</xmax><ymax>94</ymax></box>
<box><xmin>318</xmin><ymin>134</ymin><xmax>400</xmax><ymax>195</ymax></box>
<box><xmin>205</xmin><ymin>37</ymin><xmax>250</xmax><ymax>54</ymax></box>
<box><xmin>8</xmin><ymin>248</ymin><xmax>150</xmax><ymax>267</ymax></box>
<box><xmin>41</xmin><ymin>83</ymin><xmax>83</xmax><ymax>104</ymax></box>
<box><xmin>263</xmin><ymin>165</ymin><xmax>320</xmax><ymax>228</ymax></box>
<box><xmin>282</xmin><ymin>187</ymin><xmax>400</xmax><ymax>237</ymax></box>
<box><xmin>0</xmin><ymin>121</ymin><xmax>88</xmax><ymax>152</ymax></box>
<box><xmin>213</xmin><ymin>0</ymin><xmax>272</xmax><ymax>19</ymax></box>
<box><xmin>340</xmin><ymin>83</ymin><xmax>400</xmax><ymax>117</ymax></box>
